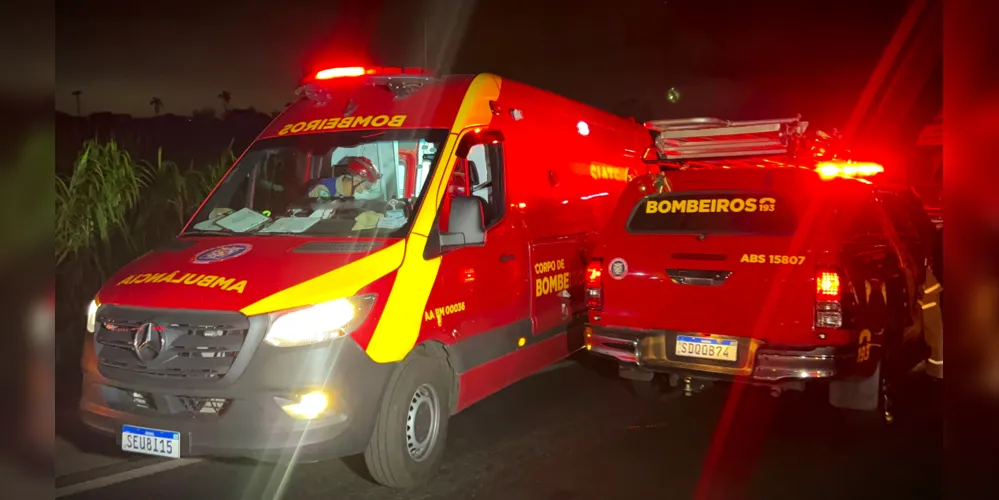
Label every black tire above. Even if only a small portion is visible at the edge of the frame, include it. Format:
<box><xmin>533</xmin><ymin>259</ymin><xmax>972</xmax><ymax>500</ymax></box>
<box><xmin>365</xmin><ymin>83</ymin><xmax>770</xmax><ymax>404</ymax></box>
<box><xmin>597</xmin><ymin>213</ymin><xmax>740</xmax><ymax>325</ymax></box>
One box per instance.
<box><xmin>363</xmin><ymin>347</ymin><xmax>453</xmax><ymax>488</ymax></box>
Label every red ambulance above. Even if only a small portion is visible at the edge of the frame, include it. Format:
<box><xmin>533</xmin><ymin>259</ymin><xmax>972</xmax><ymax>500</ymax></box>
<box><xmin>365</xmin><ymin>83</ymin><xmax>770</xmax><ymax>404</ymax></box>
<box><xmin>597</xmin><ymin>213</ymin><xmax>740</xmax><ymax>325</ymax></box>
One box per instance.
<box><xmin>78</xmin><ymin>66</ymin><xmax>652</xmax><ymax>487</ymax></box>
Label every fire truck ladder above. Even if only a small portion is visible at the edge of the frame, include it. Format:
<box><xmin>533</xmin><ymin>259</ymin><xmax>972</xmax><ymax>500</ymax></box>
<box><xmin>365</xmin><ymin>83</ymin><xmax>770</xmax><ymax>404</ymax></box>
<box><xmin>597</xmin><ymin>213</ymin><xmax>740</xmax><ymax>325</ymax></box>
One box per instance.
<box><xmin>644</xmin><ymin>116</ymin><xmax>810</xmax><ymax>160</ymax></box>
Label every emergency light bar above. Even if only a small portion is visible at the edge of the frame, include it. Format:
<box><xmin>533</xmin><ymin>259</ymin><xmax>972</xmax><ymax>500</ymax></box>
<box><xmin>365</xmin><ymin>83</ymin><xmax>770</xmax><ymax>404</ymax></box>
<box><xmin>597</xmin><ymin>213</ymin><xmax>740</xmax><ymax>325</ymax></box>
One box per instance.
<box><xmin>315</xmin><ymin>66</ymin><xmax>372</xmax><ymax>79</ymax></box>
<box><xmin>297</xmin><ymin>66</ymin><xmax>436</xmax><ymax>101</ymax></box>
<box><xmin>644</xmin><ymin>116</ymin><xmax>809</xmax><ymax>160</ymax></box>
<box><xmin>312</xmin><ymin>66</ymin><xmax>432</xmax><ymax>81</ymax></box>
<box><xmin>815</xmin><ymin>160</ymin><xmax>884</xmax><ymax>180</ymax></box>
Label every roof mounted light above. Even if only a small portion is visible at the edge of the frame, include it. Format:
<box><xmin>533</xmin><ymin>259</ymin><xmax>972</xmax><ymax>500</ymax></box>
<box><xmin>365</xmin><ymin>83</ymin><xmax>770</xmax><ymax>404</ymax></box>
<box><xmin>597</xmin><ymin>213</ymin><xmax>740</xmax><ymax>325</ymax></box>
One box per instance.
<box><xmin>315</xmin><ymin>66</ymin><xmax>374</xmax><ymax>80</ymax></box>
<box><xmin>815</xmin><ymin>160</ymin><xmax>884</xmax><ymax>180</ymax></box>
<box><xmin>310</xmin><ymin>66</ymin><xmax>431</xmax><ymax>82</ymax></box>
<box><xmin>299</xmin><ymin>66</ymin><xmax>435</xmax><ymax>100</ymax></box>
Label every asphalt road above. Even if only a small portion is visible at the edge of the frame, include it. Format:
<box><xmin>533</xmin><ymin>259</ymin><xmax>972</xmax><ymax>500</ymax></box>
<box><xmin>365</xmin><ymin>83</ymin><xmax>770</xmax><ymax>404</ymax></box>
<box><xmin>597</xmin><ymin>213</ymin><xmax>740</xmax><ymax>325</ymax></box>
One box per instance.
<box><xmin>56</xmin><ymin>356</ymin><xmax>943</xmax><ymax>500</ymax></box>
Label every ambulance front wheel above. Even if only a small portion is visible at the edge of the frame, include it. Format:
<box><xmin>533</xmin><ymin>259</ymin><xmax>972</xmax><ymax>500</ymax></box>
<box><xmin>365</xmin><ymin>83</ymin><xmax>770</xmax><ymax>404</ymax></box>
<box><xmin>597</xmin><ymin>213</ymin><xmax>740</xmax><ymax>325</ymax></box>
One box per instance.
<box><xmin>364</xmin><ymin>347</ymin><xmax>453</xmax><ymax>488</ymax></box>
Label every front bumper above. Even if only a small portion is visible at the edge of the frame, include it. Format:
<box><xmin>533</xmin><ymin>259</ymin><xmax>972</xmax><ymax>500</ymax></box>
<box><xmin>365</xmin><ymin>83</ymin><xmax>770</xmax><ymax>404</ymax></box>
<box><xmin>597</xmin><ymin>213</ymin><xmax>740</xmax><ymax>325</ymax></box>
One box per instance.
<box><xmin>585</xmin><ymin>327</ymin><xmax>858</xmax><ymax>383</ymax></box>
<box><xmin>79</xmin><ymin>306</ymin><xmax>395</xmax><ymax>462</ymax></box>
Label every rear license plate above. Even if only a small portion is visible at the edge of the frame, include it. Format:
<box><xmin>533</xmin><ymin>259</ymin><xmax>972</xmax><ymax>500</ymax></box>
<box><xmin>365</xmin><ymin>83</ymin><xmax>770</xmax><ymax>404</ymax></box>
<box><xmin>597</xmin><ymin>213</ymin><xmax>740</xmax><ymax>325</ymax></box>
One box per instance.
<box><xmin>675</xmin><ymin>335</ymin><xmax>738</xmax><ymax>362</ymax></box>
<box><xmin>121</xmin><ymin>425</ymin><xmax>180</xmax><ymax>458</ymax></box>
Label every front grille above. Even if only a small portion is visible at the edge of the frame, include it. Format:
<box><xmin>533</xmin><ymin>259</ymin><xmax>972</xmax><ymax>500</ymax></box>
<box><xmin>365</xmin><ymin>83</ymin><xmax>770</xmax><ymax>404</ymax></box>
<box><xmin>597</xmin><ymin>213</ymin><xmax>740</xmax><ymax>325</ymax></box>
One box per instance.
<box><xmin>101</xmin><ymin>386</ymin><xmax>231</xmax><ymax>417</ymax></box>
<box><xmin>95</xmin><ymin>305</ymin><xmax>251</xmax><ymax>384</ymax></box>
<box><xmin>130</xmin><ymin>390</ymin><xmax>156</xmax><ymax>410</ymax></box>
<box><xmin>178</xmin><ymin>396</ymin><xmax>228</xmax><ymax>415</ymax></box>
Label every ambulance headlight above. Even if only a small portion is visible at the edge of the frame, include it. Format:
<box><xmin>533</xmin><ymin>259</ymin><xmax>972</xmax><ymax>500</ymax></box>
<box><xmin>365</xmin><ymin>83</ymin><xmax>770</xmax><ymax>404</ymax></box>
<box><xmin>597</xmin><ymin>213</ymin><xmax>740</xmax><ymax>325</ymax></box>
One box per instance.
<box><xmin>86</xmin><ymin>299</ymin><xmax>100</xmax><ymax>334</ymax></box>
<box><xmin>264</xmin><ymin>294</ymin><xmax>377</xmax><ymax>347</ymax></box>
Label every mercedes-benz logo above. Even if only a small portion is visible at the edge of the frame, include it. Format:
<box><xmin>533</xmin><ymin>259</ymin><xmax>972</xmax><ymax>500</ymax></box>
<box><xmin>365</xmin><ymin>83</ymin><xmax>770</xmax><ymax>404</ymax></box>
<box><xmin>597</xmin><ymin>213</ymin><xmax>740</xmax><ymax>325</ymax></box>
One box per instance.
<box><xmin>132</xmin><ymin>323</ymin><xmax>165</xmax><ymax>363</ymax></box>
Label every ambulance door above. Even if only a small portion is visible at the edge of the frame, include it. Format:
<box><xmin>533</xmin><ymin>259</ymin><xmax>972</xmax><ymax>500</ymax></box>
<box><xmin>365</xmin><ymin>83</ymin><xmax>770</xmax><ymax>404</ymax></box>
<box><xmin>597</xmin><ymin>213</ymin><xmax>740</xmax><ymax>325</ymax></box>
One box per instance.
<box><xmin>529</xmin><ymin>236</ymin><xmax>587</xmax><ymax>340</ymax></box>
<box><xmin>525</xmin><ymin>156</ymin><xmax>587</xmax><ymax>344</ymax></box>
<box><xmin>431</xmin><ymin>133</ymin><xmax>531</xmax><ymax>345</ymax></box>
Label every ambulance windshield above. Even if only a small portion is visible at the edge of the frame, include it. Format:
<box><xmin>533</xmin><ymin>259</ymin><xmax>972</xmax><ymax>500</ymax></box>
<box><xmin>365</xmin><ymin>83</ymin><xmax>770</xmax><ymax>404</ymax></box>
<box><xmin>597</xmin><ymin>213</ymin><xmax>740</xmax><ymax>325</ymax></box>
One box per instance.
<box><xmin>187</xmin><ymin>129</ymin><xmax>448</xmax><ymax>238</ymax></box>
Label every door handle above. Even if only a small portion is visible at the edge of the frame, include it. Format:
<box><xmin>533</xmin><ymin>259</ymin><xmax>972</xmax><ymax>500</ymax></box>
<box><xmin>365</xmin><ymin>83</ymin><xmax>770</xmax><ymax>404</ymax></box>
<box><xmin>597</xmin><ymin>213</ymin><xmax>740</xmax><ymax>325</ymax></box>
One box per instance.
<box><xmin>499</xmin><ymin>253</ymin><xmax>516</xmax><ymax>262</ymax></box>
<box><xmin>665</xmin><ymin>269</ymin><xmax>732</xmax><ymax>286</ymax></box>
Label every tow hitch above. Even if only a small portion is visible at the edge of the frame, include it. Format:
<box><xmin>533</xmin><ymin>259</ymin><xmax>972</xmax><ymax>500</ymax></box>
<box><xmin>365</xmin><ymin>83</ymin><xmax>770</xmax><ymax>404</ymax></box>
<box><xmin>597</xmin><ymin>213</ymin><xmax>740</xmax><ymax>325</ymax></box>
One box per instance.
<box><xmin>679</xmin><ymin>375</ymin><xmax>712</xmax><ymax>396</ymax></box>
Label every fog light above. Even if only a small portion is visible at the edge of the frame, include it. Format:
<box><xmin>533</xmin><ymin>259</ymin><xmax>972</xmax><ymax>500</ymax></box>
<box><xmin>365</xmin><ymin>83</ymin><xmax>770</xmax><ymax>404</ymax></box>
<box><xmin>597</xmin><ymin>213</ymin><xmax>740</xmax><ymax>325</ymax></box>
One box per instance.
<box><xmin>279</xmin><ymin>391</ymin><xmax>329</xmax><ymax>420</ymax></box>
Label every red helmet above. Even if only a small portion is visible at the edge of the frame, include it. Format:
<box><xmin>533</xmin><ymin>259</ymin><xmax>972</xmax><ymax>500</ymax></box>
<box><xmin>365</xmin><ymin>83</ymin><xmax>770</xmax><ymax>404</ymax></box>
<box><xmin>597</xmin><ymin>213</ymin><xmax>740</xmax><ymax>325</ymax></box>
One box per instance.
<box><xmin>341</xmin><ymin>156</ymin><xmax>379</xmax><ymax>184</ymax></box>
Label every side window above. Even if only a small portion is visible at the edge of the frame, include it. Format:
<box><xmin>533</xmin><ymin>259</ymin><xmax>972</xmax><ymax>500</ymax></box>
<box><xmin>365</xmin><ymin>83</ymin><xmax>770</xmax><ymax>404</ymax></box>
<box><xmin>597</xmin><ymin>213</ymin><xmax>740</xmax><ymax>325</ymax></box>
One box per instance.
<box><xmin>439</xmin><ymin>141</ymin><xmax>504</xmax><ymax>231</ymax></box>
<box><xmin>463</xmin><ymin>143</ymin><xmax>504</xmax><ymax>228</ymax></box>
<box><xmin>431</xmin><ymin>130</ymin><xmax>505</xmax><ymax>250</ymax></box>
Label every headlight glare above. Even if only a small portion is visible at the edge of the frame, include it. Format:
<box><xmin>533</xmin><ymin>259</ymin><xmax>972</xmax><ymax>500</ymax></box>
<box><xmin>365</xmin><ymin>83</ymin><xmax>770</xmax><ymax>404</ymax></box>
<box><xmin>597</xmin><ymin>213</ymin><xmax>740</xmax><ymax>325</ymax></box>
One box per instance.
<box><xmin>264</xmin><ymin>294</ymin><xmax>375</xmax><ymax>347</ymax></box>
<box><xmin>86</xmin><ymin>299</ymin><xmax>99</xmax><ymax>333</ymax></box>
<box><xmin>278</xmin><ymin>391</ymin><xmax>330</xmax><ymax>420</ymax></box>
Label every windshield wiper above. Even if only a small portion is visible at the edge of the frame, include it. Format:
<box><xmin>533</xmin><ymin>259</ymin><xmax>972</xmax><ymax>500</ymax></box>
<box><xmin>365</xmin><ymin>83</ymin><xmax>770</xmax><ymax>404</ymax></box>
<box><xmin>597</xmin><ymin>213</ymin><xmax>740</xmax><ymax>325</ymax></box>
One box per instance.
<box><xmin>179</xmin><ymin>229</ymin><xmax>234</xmax><ymax>237</ymax></box>
<box><xmin>182</xmin><ymin>228</ymin><xmax>294</xmax><ymax>237</ymax></box>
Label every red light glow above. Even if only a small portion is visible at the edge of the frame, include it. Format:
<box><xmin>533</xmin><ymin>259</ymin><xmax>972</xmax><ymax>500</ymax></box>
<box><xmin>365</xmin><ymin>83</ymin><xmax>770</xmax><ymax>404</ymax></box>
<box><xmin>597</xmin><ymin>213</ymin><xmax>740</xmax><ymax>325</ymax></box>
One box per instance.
<box><xmin>816</xmin><ymin>271</ymin><xmax>841</xmax><ymax>299</ymax></box>
<box><xmin>585</xmin><ymin>262</ymin><xmax>603</xmax><ymax>286</ymax></box>
<box><xmin>815</xmin><ymin>161</ymin><xmax>884</xmax><ymax>180</ymax></box>
<box><xmin>314</xmin><ymin>66</ymin><xmax>373</xmax><ymax>80</ymax></box>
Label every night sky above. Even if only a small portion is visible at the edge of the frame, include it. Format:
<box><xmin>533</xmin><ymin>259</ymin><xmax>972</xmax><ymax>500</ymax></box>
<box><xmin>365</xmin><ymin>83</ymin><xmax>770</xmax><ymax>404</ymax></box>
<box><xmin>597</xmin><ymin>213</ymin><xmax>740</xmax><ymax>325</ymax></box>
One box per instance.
<box><xmin>56</xmin><ymin>0</ymin><xmax>909</xmax><ymax>129</ymax></box>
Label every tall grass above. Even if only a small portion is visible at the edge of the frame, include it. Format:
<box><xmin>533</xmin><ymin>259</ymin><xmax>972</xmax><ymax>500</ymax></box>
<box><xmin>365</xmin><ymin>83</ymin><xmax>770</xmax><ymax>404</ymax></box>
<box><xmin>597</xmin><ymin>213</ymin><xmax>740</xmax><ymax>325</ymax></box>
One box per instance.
<box><xmin>128</xmin><ymin>147</ymin><xmax>234</xmax><ymax>252</ymax></box>
<box><xmin>55</xmin><ymin>140</ymin><xmax>149</xmax><ymax>271</ymax></box>
<box><xmin>54</xmin><ymin>139</ymin><xmax>230</xmax><ymax>341</ymax></box>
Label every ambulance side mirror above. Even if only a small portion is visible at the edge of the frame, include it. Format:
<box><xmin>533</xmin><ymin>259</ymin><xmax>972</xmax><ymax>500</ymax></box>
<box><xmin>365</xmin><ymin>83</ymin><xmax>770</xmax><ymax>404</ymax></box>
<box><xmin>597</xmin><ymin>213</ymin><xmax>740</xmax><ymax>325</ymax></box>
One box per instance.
<box><xmin>439</xmin><ymin>196</ymin><xmax>485</xmax><ymax>248</ymax></box>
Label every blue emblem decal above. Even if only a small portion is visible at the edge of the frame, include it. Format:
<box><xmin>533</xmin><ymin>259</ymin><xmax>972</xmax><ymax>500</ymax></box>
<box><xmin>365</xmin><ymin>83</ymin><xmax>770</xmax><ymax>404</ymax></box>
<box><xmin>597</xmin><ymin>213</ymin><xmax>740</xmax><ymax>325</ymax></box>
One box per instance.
<box><xmin>191</xmin><ymin>244</ymin><xmax>252</xmax><ymax>264</ymax></box>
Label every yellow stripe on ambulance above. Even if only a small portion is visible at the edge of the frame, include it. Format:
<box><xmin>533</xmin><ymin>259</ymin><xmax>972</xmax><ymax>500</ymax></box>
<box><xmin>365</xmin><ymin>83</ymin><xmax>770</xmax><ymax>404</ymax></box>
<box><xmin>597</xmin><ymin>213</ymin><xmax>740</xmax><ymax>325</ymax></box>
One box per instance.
<box><xmin>364</xmin><ymin>74</ymin><xmax>503</xmax><ymax>363</ymax></box>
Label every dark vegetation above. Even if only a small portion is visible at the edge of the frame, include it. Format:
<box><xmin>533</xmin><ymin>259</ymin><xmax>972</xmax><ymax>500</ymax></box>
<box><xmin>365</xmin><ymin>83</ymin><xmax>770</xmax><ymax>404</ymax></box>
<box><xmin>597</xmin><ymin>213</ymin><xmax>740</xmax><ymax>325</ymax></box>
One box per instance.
<box><xmin>54</xmin><ymin>108</ymin><xmax>273</xmax><ymax>382</ymax></box>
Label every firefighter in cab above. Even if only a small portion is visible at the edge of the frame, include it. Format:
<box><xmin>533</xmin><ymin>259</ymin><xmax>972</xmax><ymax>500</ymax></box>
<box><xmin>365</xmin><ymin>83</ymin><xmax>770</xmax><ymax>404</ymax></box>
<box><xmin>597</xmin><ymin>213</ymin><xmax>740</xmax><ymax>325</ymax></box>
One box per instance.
<box><xmin>309</xmin><ymin>156</ymin><xmax>383</xmax><ymax>200</ymax></box>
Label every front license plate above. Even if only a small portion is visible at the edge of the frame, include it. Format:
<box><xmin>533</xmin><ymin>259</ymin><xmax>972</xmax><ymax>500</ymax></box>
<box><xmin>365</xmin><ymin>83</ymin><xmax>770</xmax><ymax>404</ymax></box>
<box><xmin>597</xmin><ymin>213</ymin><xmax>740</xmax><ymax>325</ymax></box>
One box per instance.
<box><xmin>675</xmin><ymin>335</ymin><xmax>738</xmax><ymax>362</ymax></box>
<box><xmin>121</xmin><ymin>425</ymin><xmax>181</xmax><ymax>459</ymax></box>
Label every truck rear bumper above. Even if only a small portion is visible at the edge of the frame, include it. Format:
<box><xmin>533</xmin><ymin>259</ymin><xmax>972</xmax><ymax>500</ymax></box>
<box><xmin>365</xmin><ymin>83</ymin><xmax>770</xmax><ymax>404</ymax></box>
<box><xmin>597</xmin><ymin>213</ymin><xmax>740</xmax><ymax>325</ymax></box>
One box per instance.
<box><xmin>79</xmin><ymin>332</ymin><xmax>395</xmax><ymax>462</ymax></box>
<box><xmin>752</xmin><ymin>348</ymin><xmax>856</xmax><ymax>381</ymax></box>
<box><xmin>585</xmin><ymin>326</ymin><xmax>858</xmax><ymax>383</ymax></box>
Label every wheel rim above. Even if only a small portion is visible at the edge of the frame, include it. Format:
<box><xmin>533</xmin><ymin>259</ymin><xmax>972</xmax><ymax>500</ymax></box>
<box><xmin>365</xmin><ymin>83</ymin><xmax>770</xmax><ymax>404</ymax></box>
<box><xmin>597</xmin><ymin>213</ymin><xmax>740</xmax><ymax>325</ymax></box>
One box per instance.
<box><xmin>405</xmin><ymin>383</ymin><xmax>441</xmax><ymax>461</ymax></box>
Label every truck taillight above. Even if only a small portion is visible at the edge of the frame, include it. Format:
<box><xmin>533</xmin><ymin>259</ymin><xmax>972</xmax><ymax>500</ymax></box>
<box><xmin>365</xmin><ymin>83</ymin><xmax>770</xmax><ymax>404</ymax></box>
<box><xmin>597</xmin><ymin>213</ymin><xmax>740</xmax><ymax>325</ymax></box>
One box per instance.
<box><xmin>815</xmin><ymin>269</ymin><xmax>842</xmax><ymax>329</ymax></box>
<box><xmin>585</xmin><ymin>259</ymin><xmax>603</xmax><ymax>310</ymax></box>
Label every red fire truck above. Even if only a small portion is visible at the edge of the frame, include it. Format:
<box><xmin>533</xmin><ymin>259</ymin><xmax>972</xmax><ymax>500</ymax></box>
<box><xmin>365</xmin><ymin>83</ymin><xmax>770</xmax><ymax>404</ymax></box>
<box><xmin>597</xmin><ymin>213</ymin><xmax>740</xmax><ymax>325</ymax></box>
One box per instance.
<box><xmin>583</xmin><ymin>116</ymin><xmax>936</xmax><ymax>423</ymax></box>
